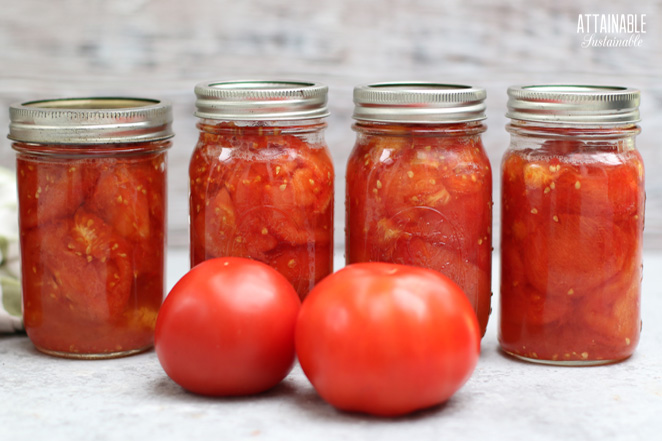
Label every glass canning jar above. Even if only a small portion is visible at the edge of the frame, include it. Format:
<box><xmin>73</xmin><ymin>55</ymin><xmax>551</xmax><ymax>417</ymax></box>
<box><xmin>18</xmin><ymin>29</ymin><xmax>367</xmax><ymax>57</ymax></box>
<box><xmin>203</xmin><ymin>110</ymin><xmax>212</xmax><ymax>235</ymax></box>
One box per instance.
<box><xmin>190</xmin><ymin>80</ymin><xmax>334</xmax><ymax>300</ymax></box>
<box><xmin>9</xmin><ymin>97</ymin><xmax>173</xmax><ymax>359</ymax></box>
<box><xmin>346</xmin><ymin>83</ymin><xmax>493</xmax><ymax>336</ymax></box>
<box><xmin>499</xmin><ymin>85</ymin><xmax>644</xmax><ymax>365</ymax></box>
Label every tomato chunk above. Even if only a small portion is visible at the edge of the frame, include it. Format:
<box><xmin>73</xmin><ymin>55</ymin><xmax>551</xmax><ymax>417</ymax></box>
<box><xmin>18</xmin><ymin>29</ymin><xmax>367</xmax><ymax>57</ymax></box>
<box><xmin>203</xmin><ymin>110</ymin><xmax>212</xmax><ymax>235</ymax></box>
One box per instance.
<box><xmin>346</xmin><ymin>124</ymin><xmax>492</xmax><ymax>336</ymax></box>
<box><xmin>17</xmin><ymin>159</ymin><xmax>87</xmax><ymax>229</ymax></box>
<box><xmin>499</xmin><ymin>145</ymin><xmax>644</xmax><ymax>363</ymax></box>
<box><xmin>189</xmin><ymin>123</ymin><xmax>334</xmax><ymax>299</ymax></box>
<box><xmin>17</xmin><ymin>147</ymin><xmax>167</xmax><ymax>357</ymax></box>
<box><xmin>89</xmin><ymin>164</ymin><xmax>151</xmax><ymax>241</ymax></box>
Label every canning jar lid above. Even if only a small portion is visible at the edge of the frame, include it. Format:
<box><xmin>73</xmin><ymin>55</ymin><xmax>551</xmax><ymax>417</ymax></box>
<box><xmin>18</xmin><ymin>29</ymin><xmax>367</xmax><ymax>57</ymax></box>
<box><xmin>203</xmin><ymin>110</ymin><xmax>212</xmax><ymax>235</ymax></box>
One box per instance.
<box><xmin>194</xmin><ymin>80</ymin><xmax>329</xmax><ymax>120</ymax></box>
<box><xmin>8</xmin><ymin>97</ymin><xmax>174</xmax><ymax>144</ymax></box>
<box><xmin>352</xmin><ymin>82</ymin><xmax>486</xmax><ymax>123</ymax></box>
<box><xmin>507</xmin><ymin>85</ymin><xmax>641</xmax><ymax>125</ymax></box>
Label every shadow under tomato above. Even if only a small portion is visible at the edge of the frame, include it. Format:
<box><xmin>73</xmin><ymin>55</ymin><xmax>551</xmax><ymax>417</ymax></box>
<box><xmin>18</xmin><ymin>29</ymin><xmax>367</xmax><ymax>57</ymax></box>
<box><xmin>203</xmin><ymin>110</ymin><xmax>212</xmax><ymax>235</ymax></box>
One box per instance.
<box><xmin>150</xmin><ymin>374</ymin><xmax>298</xmax><ymax>403</ymax></box>
<box><xmin>290</xmin><ymin>383</ymin><xmax>453</xmax><ymax>422</ymax></box>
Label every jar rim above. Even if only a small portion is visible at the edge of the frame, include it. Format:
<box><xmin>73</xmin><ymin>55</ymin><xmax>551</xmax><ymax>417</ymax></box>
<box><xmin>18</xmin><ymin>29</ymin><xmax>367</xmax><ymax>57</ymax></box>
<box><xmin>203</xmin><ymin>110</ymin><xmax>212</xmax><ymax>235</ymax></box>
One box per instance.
<box><xmin>506</xmin><ymin>85</ymin><xmax>641</xmax><ymax>125</ymax></box>
<box><xmin>8</xmin><ymin>97</ymin><xmax>174</xmax><ymax>145</ymax></box>
<box><xmin>352</xmin><ymin>82</ymin><xmax>486</xmax><ymax>123</ymax></box>
<box><xmin>194</xmin><ymin>79</ymin><xmax>329</xmax><ymax>120</ymax></box>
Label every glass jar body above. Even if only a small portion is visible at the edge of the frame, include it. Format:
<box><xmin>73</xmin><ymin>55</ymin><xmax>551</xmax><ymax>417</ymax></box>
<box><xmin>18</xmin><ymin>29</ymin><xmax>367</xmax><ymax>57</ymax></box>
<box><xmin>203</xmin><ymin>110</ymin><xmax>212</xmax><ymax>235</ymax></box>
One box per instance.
<box><xmin>499</xmin><ymin>122</ymin><xmax>644</xmax><ymax>365</ymax></box>
<box><xmin>14</xmin><ymin>140</ymin><xmax>170</xmax><ymax>359</ymax></box>
<box><xmin>189</xmin><ymin>119</ymin><xmax>334</xmax><ymax>300</ymax></box>
<box><xmin>346</xmin><ymin>121</ymin><xmax>493</xmax><ymax>335</ymax></box>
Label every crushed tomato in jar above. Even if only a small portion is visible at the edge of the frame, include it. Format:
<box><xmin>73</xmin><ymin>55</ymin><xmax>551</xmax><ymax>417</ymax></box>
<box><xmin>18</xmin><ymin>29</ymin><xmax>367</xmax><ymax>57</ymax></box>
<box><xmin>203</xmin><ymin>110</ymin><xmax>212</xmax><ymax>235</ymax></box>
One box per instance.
<box><xmin>346</xmin><ymin>83</ymin><xmax>493</xmax><ymax>335</ymax></box>
<box><xmin>190</xmin><ymin>81</ymin><xmax>334</xmax><ymax>299</ymax></box>
<box><xmin>9</xmin><ymin>98</ymin><xmax>173</xmax><ymax>358</ymax></box>
<box><xmin>499</xmin><ymin>85</ymin><xmax>645</xmax><ymax>365</ymax></box>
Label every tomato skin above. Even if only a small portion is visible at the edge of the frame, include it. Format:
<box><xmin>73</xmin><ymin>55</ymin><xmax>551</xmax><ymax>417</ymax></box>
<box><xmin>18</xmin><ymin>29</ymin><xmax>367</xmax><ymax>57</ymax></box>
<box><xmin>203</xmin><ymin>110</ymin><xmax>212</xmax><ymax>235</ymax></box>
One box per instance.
<box><xmin>155</xmin><ymin>257</ymin><xmax>301</xmax><ymax>396</ymax></box>
<box><xmin>295</xmin><ymin>262</ymin><xmax>480</xmax><ymax>417</ymax></box>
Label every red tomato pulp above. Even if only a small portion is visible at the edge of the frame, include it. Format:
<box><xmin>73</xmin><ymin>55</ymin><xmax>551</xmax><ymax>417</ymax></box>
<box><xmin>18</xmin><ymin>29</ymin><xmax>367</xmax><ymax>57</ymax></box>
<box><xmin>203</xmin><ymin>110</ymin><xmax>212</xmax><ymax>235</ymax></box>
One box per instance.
<box><xmin>499</xmin><ymin>141</ymin><xmax>644</xmax><ymax>362</ymax></box>
<box><xmin>346</xmin><ymin>122</ymin><xmax>492</xmax><ymax>335</ymax></box>
<box><xmin>190</xmin><ymin>122</ymin><xmax>333</xmax><ymax>299</ymax></box>
<box><xmin>17</xmin><ymin>145</ymin><xmax>168</xmax><ymax>356</ymax></box>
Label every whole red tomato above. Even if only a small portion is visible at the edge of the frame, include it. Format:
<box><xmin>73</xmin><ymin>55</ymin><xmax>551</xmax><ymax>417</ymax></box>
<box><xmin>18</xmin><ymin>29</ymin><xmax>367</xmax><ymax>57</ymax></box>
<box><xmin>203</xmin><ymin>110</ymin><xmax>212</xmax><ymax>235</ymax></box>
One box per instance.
<box><xmin>295</xmin><ymin>262</ymin><xmax>480</xmax><ymax>417</ymax></box>
<box><xmin>155</xmin><ymin>257</ymin><xmax>301</xmax><ymax>396</ymax></box>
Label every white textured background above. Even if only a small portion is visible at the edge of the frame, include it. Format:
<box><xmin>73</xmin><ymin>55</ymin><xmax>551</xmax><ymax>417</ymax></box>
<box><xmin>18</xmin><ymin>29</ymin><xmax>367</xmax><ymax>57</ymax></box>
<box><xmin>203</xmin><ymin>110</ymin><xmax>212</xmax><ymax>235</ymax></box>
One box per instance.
<box><xmin>1</xmin><ymin>0</ymin><xmax>660</xmax><ymax>249</ymax></box>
